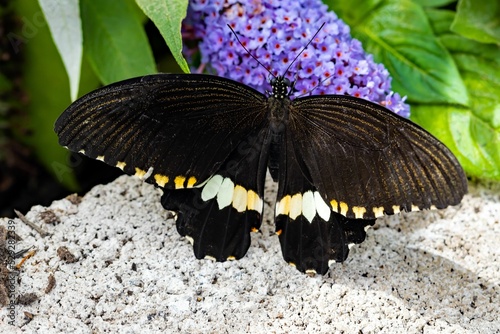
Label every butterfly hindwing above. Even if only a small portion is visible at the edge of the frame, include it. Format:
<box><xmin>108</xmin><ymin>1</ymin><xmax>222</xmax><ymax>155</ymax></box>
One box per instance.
<box><xmin>55</xmin><ymin>74</ymin><xmax>268</xmax><ymax>190</ymax></box>
<box><xmin>161</xmin><ymin>127</ymin><xmax>271</xmax><ymax>261</ymax></box>
<box><xmin>274</xmin><ymin>130</ymin><xmax>375</xmax><ymax>274</ymax></box>
<box><xmin>289</xmin><ymin>95</ymin><xmax>467</xmax><ymax>220</ymax></box>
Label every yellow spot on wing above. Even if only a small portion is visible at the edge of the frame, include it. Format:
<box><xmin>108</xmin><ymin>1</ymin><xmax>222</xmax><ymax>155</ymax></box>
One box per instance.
<box><xmin>339</xmin><ymin>201</ymin><xmax>348</xmax><ymax>216</ymax></box>
<box><xmin>277</xmin><ymin>195</ymin><xmax>291</xmax><ymax>216</ymax></box>
<box><xmin>116</xmin><ymin>161</ymin><xmax>126</xmax><ymax>170</ymax></box>
<box><xmin>186</xmin><ymin>176</ymin><xmax>197</xmax><ymax>188</ymax></box>
<box><xmin>174</xmin><ymin>176</ymin><xmax>186</xmax><ymax>189</ymax></box>
<box><xmin>411</xmin><ymin>205</ymin><xmax>420</xmax><ymax>212</ymax></box>
<box><xmin>154</xmin><ymin>174</ymin><xmax>169</xmax><ymax>187</ymax></box>
<box><xmin>134</xmin><ymin>167</ymin><xmax>146</xmax><ymax>178</ymax></box>
<box><xmin>276</xmin><ymin>229</ymin><xmax>282</xmax><ymax>236</ymax></box>
<box><xmin>96</xmin><ymin>155</ymin><xmax>105</xmax><ymax>162</ymax></box>
<box><xmin>247</xmin><ymin>190</ymin><xmax>262</xmax><ymax>212</ymax></box>
<box><xmin>392</xmin><ymin>205</ymin><xmax>401</xmax><ymax>214</ymax></box>
<box><xmin>330</xmin><ymin>199</ymin><xmax>338</xmax><ymax>212</ymax></box>
<box><xmin>232</xmin><ymin>185</ymin><xmax>247</xmax><ymax>212</ymax></box>
<box><xmin>352</xmin><ymin>206</ymin><xmax>366</xmax><ymax>219</ymax></box>
<box><xmin>373</xmin><ymin>206</ymin><xmax>384</xmax><ymax>218</ymax></box>
<box><xmin>289</xmin><ymin>193</ymin><xmax>303</xmax><ymax>220</ymax></box>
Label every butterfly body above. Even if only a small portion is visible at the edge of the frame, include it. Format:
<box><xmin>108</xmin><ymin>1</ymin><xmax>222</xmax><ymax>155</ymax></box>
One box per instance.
<box><xmin>55</xmin><ymin>73</ymin><xmax>467</xmax><ymax>275</ymax></box>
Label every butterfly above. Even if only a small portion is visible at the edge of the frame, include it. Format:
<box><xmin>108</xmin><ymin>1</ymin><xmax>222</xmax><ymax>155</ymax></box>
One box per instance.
<box><xmin>54</xmin><ymin>71</ymin><xmax>467</xmax><ymax>275</ymax></box>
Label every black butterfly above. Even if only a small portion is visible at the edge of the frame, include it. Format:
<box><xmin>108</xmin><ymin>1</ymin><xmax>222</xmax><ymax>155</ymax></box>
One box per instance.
<box><xmin>55</xmin><ymin>71</ymin><xmax>467</xmax><ymax>275</ymax></box>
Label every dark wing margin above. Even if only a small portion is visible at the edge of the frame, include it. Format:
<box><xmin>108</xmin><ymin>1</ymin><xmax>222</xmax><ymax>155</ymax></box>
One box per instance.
<box><xmin>274</xmin><ymin>129</ymin><xmax>375</xmax><ymax>274</ymax></box>
<box><xmin>289</xmin><ymin>95</ymin><xmax>468</xmax><ymax>220</ymax></box>
<box><xmin>55</xmin><ymin>73</ymin><xmax>268</xmax><ymax>190</ymax></box>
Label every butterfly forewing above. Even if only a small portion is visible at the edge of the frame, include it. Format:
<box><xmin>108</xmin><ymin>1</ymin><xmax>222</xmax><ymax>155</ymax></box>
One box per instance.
<box><xmin>55</xmin><ymin>74</ymin><xmax>269</xmax><ymax>190</ymax></box>
<box><xmin>288</xmin><ymin>95</ymin><xmax>467</xmax><ymax>220</ymax></box>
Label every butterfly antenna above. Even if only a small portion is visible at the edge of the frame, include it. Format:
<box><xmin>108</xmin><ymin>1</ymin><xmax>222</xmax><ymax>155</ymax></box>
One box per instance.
<box><xmin>284</xmin><ymin>22</ymin><xmax>325</xmax><ymax>76</ymax></box>
<box><xmin>227</xmin><ymin>24</ymin><xmax>276</xmax><ymax>78</ymax></box>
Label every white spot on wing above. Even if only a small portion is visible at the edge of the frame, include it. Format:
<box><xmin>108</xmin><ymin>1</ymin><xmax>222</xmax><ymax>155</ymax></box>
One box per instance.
<box><xmin>217</xmin><ymin>177</ymin><xmax>234</xmax><ymax>209</ymax></box>
<box><xmin>143</xmin><ymin>167</ymin><xmax>154</xmax><ymax>180</ymax></box>
<box><xmin>301</xmin><ymin>191</ymin><xmax>316</xmax><ymax>223</ymax></box>
<box><xmin>289</xmin><ymin>193</ymin><xmax>302</xmax><ymax>220</ymax></box>
<box><xmin>201</xmin><ymin>175</ymin><xmax>223</xmax><ymax>201</ymax></box>
<box><xmin>314</xmin><ymin>192</ymin><xmax>331</xmax><ymax>222</ymax></box>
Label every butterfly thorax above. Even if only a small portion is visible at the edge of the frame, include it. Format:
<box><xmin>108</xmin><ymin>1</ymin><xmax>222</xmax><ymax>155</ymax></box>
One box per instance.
<box><xmin>268</xmin><ymin>76</ymin><xmax>292</xmax><ymax>133</ymax></box>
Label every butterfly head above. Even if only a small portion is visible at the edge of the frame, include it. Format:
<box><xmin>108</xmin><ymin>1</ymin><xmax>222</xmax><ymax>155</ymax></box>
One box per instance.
<box><xmin>270</xmin><ymin>76</ymin><xmax>291</xmax><ymax>100</ymax></box>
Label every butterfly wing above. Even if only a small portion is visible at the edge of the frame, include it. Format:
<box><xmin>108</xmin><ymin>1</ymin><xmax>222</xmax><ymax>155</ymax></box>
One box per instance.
<box><xmin>56</xmin><ymin>73</ymin><xmax>269</xmax><ymax>189</ymax></box>
<box><xmin>288</xmin><ymin>95</ymin><xmax>467</xmax><ymax>220</ymax></box>
<box><xmin>161</xmin><ymin>126</ymin><xmax>271</xmax><ymax>261</ymax></box>
<box><xmin>55</xmin><ymin>73</ymin><xmax>271</xmax><ymax>261</ymax></box>
<box><xmin>274</xmin><ymin>129</ymin><xmax>375</xmax><ymax>274</ymax></box>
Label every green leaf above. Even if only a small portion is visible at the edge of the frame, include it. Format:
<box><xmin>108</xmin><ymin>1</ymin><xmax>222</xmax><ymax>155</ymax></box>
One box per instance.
<box><xmin>424</xmin><ymin>7</ymin><xmax>455</xmax><ymax>35</ymax></box>
<box><xmin>81</xmin><ymin>0</ymin><xmax>156</xmax><ymax>84</ymax></box>
<box><xmin>411</xmin><ymin>0</ymin><xmax>455</xmax><ymax>7</ymax></box>
<box><xmin>13</xmin><ymin>0</ymin><xmax>101</xmax><ymax>190</ymax></box>
<box><xmin>38</xmin><ymin>0</ymin><xmax>82</xmax><ymax>101</ymax></box>
<box><xmin>328</xmin><ymin>0</ymin><xmax>469</xmax><ymax>106</ymax></box>
<box><xmin>412</xmin><ymin>105</ymin><xmax>500</xmax><ymax>180</ymax></box>
<box><xmin>135</xmin><ymin>0</ymin><xmax>190</xmax><ymax>73</ymax></box>
<box><xmin>415</xmin><ymin>9</ymin><xmax>500</xmax><ymax>180</ymax></box>
<box><xmin>0</xmin><ymin>72</ymin><xmax>12</xmax><ymax>93</ymax></box>
<box><xmin>451</xmin><ymin>0</ymin><xmax>500</xmax><ymax>45</ymax></box>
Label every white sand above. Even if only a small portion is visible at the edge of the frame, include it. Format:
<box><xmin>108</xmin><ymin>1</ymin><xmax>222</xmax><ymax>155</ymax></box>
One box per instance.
<box><xmin>1</xmin><ymin>175</ymin><xmax>499</xmax><ymax>333</ymax></box>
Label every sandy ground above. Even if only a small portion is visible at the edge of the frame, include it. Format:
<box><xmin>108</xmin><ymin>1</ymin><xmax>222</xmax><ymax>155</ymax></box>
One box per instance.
<box><xmin>0</xmin><ymin>174</ymin><xmax>499</xmax><ymax>333</ymax></box>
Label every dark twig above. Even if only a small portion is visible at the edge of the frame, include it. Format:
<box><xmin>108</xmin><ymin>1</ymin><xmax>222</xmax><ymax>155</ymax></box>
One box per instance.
<box><xmin>14</xmin><ymin>209</ymin><xmax>49</xmax><ymax>237</ymax></box>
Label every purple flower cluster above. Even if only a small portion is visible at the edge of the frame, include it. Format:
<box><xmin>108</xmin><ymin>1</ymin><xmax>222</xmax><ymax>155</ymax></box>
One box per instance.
<box><xmin>183</xmin><ymin>0</ymin><xmax>410</xmax><ymax>117</ymax></box>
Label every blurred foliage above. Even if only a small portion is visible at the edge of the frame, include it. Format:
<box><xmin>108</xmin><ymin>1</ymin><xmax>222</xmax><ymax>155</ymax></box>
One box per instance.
<box><xmin>328</xmin><ymin>0</ymin><xmax>500</xmax><ymax>180</ymax></box>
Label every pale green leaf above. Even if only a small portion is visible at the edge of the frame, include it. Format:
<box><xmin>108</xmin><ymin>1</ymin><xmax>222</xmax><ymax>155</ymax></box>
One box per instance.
<box><xmin>136</xmin><ymin>0</ymin><xmax>190</xmax><ymax>73</ymax></box>
<box><xmin>38</xmin><ymin>0</ymin><xmax>82</xmax><ymax>101</ymax></box>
